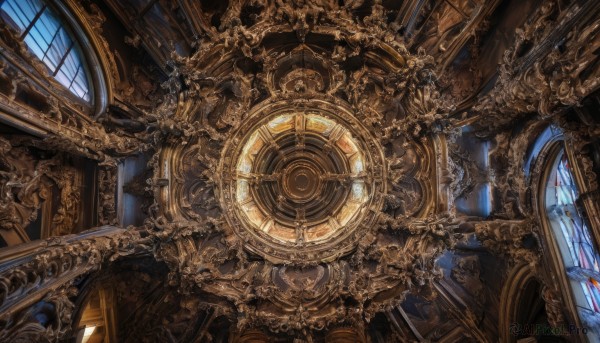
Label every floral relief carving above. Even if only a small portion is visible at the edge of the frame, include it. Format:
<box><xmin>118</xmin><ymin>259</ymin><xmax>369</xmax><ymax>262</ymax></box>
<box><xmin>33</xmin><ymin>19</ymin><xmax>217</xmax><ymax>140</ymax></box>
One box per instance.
<box><xmin>0</xmin><ymin>0</ymin><xmax>598</xmax><ymax>341</ymax></box>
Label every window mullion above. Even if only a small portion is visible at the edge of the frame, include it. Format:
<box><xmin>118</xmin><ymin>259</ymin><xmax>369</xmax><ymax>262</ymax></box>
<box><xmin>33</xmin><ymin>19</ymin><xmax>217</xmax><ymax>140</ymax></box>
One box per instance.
<box><xmin>52</xmin><ymin>42</ymin><xmax>74</xmax><ymax>77</ymax></box>
<box><xmin>20</xmin><ymin>4</ymin><xmax>46</xmax><ymax>39</ymax></box>
<box><xmin>67</xmin><ymin>65</ymin><xmax>80</xmax><ymax>88</ymax></box>
<box><xmin>2</xmin><ymin>0</ymin><xmax>92</xmax><ymax>102</ymax></box>
<box><xmin>42</xmin><ymin>26</ymin><xmax>64</xmax><ymax>72</ymax></box>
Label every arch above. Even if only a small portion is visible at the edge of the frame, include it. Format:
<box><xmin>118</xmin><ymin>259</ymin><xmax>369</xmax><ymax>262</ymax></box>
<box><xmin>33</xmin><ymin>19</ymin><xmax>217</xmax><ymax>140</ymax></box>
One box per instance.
<box><xmin>57</xmin><ymin>0</ymin><xmax>113</xmax><ymax>118</ymax></box>
<box><xmin>0</xmin><ymin>0</ymin><xmax>110</xmax><ymax>117</ymax></box>
<box><xmin>531</xmin><ymin>126</ymin><xmax>600</xmax><ymax>339</ymax></box>
<box><xmin>499</xmin><ymin>263</ymin><xmax>569</xmax><ymax>343</ymax></box>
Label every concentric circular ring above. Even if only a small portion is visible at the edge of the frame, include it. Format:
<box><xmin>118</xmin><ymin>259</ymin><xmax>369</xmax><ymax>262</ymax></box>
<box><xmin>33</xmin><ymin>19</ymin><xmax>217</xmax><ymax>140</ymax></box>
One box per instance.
<box><xmin>217</xmin><ymin>99</ymin><xmax>386</xmax><ymax>263</ymax></box>
<box><xmin>282</xmin><ymin>162</ymin><xmax>320</xmax><ymax>201</ymax></box>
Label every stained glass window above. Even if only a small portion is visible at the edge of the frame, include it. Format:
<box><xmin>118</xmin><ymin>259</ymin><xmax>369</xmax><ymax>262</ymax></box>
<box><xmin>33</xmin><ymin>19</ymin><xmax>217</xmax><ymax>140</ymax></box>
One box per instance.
<box><xmin>0</xmin><ymin>0</ymin><xmax>91</xmax><ymax>101</ymax></box>
<box><xmin>545</xmin><ymin>150</ymin><xmax>600</xmax><ymax>315</ymax></box>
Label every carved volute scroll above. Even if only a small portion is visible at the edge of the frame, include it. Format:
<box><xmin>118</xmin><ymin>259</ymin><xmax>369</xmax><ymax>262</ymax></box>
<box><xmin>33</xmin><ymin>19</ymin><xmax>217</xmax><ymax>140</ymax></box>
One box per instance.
<box><xmin>0</xmin><ymin>0</ymin><xmax>598</xmax><ymax>341</ymax></box>
<box><xmin>238</xmin><ymin>329</ymin><xmax>270</xmax><ymax>343</ymax></box>
<box><xmin>149</xmin><ymin>2</ymin><xmax>456</xmax><ymax>335</ymax></box>
<box><xmin>325</xmin><ymin>326</ymin><xmax>366</xmax><ymax>343</ymax></box>
<box><xmin>0</xmin><ymin>226</ymin><xmax>145</xmax><ymax>342</ymax></box>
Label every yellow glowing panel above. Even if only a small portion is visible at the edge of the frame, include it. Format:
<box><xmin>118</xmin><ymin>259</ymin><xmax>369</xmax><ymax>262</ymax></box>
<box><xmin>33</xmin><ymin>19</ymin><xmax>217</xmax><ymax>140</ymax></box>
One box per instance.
<box><xmin>306</xmin><ymin>114</ymin><xmax>335</xmax><ymax>135</ymax></box>
<box><xmin>349</xmin><ymin>153</ymin><xmax>365</xmax><ymax>173</ymax></box>
<box><xmin>241</xmin><ymin>202</ymin><xmax>265</xmax><ymax>229</ymax></box>
<box><xmin>336</xmin><ymin>131</ymin><xmax>359</xmax><ymax>155</ymax></box>
<box><xmin>246</xmin><ymin>132</ymin><xmax>265</xmax><ymax>157</ymax></box>
<box><xmin>236</xmin><ymin>180</ymin><xmax>250</xmax><ymax>203</ymax></box>
<box><xmin>337</xmin><ymin>201</ymin><xmax>362</xmax><ymax>226</ymax></box>
<box><xmin>267</xmin><ymin>114</ymin><xmax>294</xmax><ymax>135</ymax></box>
<box><xmin>306</xmin><ymin>222</ymin><xmax>336</xmax><ymax>241</ymax></box>
<box><xmin>259</xmin><ymin>218</ymin><xmax>274</xmax><ymax>233</ymax></box>
<box><xmin>237</xmin><ymin>132</ymin><xmax>264</xmax><ymax>172</ymax></box>
<box><xmin>270</xmin><ymin>224</ymin><xmax>296</xmax><ymax>242</ymax></box>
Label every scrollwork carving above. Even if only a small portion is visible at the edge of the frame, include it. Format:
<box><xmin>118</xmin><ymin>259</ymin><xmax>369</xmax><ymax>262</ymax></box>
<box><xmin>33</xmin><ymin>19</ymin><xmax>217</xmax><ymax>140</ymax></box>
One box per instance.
<box><xmin>474</xmin><ymin>219</ymin><xmax>540</xmax><ymax>266</ymax></box>
<box><xmin>139</xmin><ymin>1</ymin><xmax>464</xmax><ymax>336</ymax></box>
<box><xmin>0</xmin><ymin>284</ymin><xmax>78</xmax><ymax>343</ymax></box>
<box><xmin>474</xmin><ymin>1</ymin><xmax>600</xmax><ymax>129</ymax></box>
<box><xmin>3</xmin><ymin>0</ymin><xmax>596</xmax><ymax>341</ymax></box>
<box><xmin>0</xmin><ymin>226</ymin><xmax>147</xmax><ymax>340</ymax></box>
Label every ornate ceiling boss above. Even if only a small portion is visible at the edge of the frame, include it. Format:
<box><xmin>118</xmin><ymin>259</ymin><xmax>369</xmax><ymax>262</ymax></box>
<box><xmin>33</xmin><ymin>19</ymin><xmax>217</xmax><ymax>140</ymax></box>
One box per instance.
<box><xmin>151</xmin><ymin>8</ymin><xmax>455</xmax><ymax>337</ymax></box>
<box><xmin>219</xmin><ymin>99</ymin><xmax>386</xmax><ymax>263</ymax></box>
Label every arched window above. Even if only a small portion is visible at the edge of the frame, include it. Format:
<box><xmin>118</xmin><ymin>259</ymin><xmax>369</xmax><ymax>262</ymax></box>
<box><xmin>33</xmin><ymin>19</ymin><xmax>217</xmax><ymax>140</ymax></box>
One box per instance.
<box><xmin>0</xmin><ymin>0</ymin><xmax>91</xmax><ymax>101</ymax></box>
<box><xmin>544</xmin><ymin>146</ymin><xmax>600</xmax><ymax>319</ymax></box>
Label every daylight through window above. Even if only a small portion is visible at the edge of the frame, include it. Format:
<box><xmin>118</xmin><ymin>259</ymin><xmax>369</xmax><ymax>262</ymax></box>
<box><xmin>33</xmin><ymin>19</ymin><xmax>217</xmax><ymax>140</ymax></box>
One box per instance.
<box><xmin>0</xmin><ymin>0</ymin><xmax>91</xmax><ymax>101</ymax></box>
<box><xmin>546</xmin><ymin>150</ymin><xmax>600</xmax><ymax>314</ymax></box>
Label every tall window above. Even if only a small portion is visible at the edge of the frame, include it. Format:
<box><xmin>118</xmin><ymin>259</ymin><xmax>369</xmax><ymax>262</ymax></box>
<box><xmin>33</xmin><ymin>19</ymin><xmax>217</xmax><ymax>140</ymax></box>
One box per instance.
<box><xmin>0</xmin><ymin>0</ymin><xmax>91</xmax><ymax>101</ymax></box>
<box><xmin>545</xmin><ymin>148</ymin><xmax>600</xmax><ymax>318</ymax></box>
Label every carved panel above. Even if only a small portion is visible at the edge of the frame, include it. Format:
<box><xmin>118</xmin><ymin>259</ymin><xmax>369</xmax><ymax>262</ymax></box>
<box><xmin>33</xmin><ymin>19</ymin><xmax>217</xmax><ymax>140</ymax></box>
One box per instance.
<box><xmin>145</xmin><ymin>4</ymin><xmax>458</xmax><ymax>336</ymax></box>
<box><xmin>0</xmin><ymin>0</ymin><xmax>598</xmax><ymax>341</ymax></box>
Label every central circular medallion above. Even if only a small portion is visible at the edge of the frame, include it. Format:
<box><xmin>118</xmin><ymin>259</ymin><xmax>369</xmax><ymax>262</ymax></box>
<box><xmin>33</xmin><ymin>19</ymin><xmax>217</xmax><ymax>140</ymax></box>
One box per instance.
<box><xmin>283</xmin><ymin>163</ymin><xmax>319</xmax><ymax>200</ymax></box>
<box><xmin>293</xmin><ymin>173</ymin><xmax>309</xmax><ymax>191</ymax></box>
<box><xmin>217</xmin><ymin>99</ymin><xmax>386</xmax><ymax>263</ymax></box>
<box><xmin>292</xmin><ymin>173</ymin><xmax>308</xmax><ymax>191</ymax></box>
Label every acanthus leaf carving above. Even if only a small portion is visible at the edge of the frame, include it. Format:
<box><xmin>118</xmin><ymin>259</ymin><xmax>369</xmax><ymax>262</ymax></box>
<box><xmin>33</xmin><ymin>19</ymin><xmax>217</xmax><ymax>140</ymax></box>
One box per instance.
<box><xmin>474</xmin><ymin>1</ymin><xmax>600</xmax><ymax>129</ymax></box>
<box><xmin>473</xmin><ymin>219</ymin><xmax>540</xmax><ymax>266</ymax></box>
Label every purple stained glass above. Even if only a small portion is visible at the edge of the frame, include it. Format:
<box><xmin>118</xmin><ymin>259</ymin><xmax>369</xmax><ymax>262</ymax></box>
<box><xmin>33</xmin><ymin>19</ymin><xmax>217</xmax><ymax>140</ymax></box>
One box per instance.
<box><xmin>548</xmin><ymin>152</ymin><xmax>600</xmax><ymax>313</ymax></box>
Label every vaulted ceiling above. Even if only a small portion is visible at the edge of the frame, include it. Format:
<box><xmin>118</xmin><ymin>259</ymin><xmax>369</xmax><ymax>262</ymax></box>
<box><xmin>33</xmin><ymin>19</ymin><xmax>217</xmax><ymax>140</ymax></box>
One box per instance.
<box><xmin>0</xmin><ymin>0</ymin><xmax>599</xmax><ymax>342</ymax></box>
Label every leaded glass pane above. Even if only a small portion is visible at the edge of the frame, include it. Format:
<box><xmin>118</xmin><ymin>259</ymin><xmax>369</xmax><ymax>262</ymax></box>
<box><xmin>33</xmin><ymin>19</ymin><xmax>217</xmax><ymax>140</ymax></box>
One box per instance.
<box><xmin>0</xmin><ymin>0</ymin><xmax>91</xmax><ymax>102</ymax></box>
<box><xmin>547</xmin><ymin>152</ymin><xmax>600</xmax><ymax>314</ymax></box>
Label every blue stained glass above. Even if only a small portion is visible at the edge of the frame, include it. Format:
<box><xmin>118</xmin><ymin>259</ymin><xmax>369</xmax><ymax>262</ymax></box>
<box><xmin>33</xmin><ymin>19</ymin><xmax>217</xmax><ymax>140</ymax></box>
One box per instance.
<box><xmin>0</xmin><ymin>0</ymin><xmax>91</xmax><ymax>102</ymax></box>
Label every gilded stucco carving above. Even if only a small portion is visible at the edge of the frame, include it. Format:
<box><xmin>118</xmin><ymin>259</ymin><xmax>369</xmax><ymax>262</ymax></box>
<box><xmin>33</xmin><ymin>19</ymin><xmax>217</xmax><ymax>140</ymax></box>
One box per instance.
<box><xmin>146</xmin><ymin>0</ymin><xmax>459</xmax><ymax>335</ymax></box>
<box><xmin>474</xmin><ymin>0</ymin><xmax>600</xmax><ymax>127</ymax></box>
<box><xmin>0</xmin><ymin>0</ymin><xmax>598</xmax><ymax>341</ymax></box>
<box><xmin>0</xmin><ymin>227</ymin><xmax>144</xmax><ymax>341</ymax></box>
<box><xmin>0</xmin><ymin>137</ymin><xmax>91</xmax><ymax>241</ymax></box>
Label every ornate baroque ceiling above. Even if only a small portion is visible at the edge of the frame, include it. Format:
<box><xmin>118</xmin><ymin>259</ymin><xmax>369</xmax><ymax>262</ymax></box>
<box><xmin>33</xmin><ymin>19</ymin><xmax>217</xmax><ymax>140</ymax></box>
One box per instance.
<box><xmin>142</xmin><ymin>0</ymin><xmax>464</xmax><ymax>338</ymax></box>
<box><xmin>153</xmin><ymin>8</ymin><xmax>454</xmax><ymax>332</ymax></box>
<box><xmin>0</xmin><ymin>0</ymin><xmax>599</xmax><ymax>342</ymax></box>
